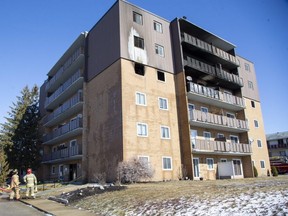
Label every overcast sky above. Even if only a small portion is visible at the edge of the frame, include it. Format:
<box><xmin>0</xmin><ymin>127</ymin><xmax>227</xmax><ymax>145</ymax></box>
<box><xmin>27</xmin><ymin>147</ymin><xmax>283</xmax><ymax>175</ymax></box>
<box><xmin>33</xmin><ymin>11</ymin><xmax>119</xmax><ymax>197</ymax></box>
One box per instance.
<box><xmin>0</xmin><ymin>0</ymin><xmax>287</xmax><ymax>134</ymax></box>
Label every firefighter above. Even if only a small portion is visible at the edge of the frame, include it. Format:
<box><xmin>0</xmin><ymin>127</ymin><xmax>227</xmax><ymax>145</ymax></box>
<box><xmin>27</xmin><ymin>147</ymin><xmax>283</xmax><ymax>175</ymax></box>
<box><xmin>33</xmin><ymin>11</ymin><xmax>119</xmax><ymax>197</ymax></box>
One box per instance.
<box><xmin>23</xmin><ymin>168</ymin><xmax>37</xmax><ymax>199</ymax></box>
<box><xmin>9</xmin><ymin>169</ymin><xmax>20</xmax><ymax>200</ymax></box>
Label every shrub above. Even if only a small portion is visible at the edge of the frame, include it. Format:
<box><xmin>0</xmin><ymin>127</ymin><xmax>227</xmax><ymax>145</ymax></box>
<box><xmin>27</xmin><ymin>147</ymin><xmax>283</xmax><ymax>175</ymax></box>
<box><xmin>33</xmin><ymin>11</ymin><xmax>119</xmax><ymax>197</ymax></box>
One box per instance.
<box><xmin>117</xmin><ymin>158</ymin><xmax>154</xmax><ymax>184</ymax></box>
<box><xmin>253</xmin><ymin>165</ymin><xmax>258</xmax><ymax>177</ymax></box>
<box><xmin>271</xmin><ymin>166</ymin><xmax>278</xmax><ymax>177</ymax></box>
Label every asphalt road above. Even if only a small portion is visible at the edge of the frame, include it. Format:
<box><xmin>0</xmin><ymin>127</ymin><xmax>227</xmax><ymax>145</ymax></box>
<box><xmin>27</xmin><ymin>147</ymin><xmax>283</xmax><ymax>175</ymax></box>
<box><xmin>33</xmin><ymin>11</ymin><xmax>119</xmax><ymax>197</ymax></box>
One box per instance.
<box><xmin>0</xmin><ymin>194</ymin><xmax>48</xmax><ymax>216</ymax></box>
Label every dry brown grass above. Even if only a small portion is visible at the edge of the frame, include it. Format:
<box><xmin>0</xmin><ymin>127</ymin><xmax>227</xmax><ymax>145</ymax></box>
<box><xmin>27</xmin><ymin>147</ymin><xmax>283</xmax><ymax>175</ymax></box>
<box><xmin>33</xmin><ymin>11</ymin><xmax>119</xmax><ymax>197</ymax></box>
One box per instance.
<box><xmin>66</xmin><ymin>176</ymin><xmax>288</xmax><ymax>215</ymax></box>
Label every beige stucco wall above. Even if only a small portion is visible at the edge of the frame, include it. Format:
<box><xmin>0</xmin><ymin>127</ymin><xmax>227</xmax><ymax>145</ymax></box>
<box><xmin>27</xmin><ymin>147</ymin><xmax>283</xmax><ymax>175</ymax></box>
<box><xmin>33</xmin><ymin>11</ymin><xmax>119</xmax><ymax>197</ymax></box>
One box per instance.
<box><xmin>121</xmin><ymin>59</ymin><xmax>182</xmax><ymax>181</ymax></box>
<box><xmin>244</xmin><ymin>98</ymin><xmax>271</xmax><ymax>176</ymax></box>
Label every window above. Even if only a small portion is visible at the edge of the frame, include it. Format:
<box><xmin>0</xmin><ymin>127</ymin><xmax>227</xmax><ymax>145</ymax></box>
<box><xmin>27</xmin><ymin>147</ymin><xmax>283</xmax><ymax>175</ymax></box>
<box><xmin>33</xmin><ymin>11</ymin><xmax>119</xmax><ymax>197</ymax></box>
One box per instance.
<box><xmin>220</xmin><ymin>158</ymin><xmax>227</xmax><ymax>162</ymax></box>
<box><xmin>153</xmin><ymin>21</ymin><xmax>163</xmax><ymax>33</ymax></box>
<box><xmin>233</xmin><ymin>159</ymin><xmax>242</xmax><ymax>175</ymax></box>
<box><xmin>134</xmin><ymin>36</ymin><xmax>144</xmax><ymax>49</ymax></box>
<box><xmin>159</xmin><ymin>97</ymin><xmax>168</xmax><ymax>110</ymax></box>
<box><xmin>248</xmin><ymin>81</ymin><xmax>254</xmax><ymax>90</ymax></box>
<box><xmin>217</xmin><ymin>133</ymin><xmax>225</xmax><ymax>138</ymax></box>
<box><xmin>157</xmin><ymin>71</ymin><xmax>165</xmax><ymax>81</ymax></box>
<box><xmin>155</xmin><ymin>44</ymin><xmax>164</xmax><ymax>57</ymax></box>
<box><xmin>251</xmin><ymin>101</ymin><xmax>255</xmax><ymax>108</ymax></box>
<box><xmin>244</xmin><ymin>63</ymin><xmax>250</xmax><ymax>72</ymax></box>
<box><xmin>135</xmin><ymin>63</ymin><xmax>145</xmax><ymax>76</ymax></box>
<box><xmin>161</xmin><ymin>126</ymin><xmax>170</xmax><ymax>139</ymax></box>
<box><xmin>257</xmin><ymin>139</ymin><xmax>262</xmax><ymax>148</ymax></box>
<box><xmin>230</xmin><ymin>135</ymin><xmax>239</xmax><ymax>143</ymax></box>
<box><xmin>70</xmin><ymin>139</ymin><xmax>77</xmax><ymax>147</ymax></box>
<box><xmin>138</xmin><ymin>156</ymin><xmax>149</xmax><ymax>166</ymax></box>
<box><xmin>206</xmin><ymin>158</ymin><xmax>214</xmax><ymax>170</ymax></box>
<box><xmin>204</xmin><ymin>131</ymin><xmax>211</xmax><ymax>140</ymax></box>
<box><xmin>137</xmin><ymin>123</ymin><xmax>148</xmax><ymax>137</ymax></box>
<box><xmin>162</xmin><ymin>157</ymin><xmax>172</xmax><ymax>170</ymax></box>
<box><xmin>260</xmin><ymin>160</ymin><xmax>265</xmax><ymax>169</ymax></box>
<box><xmin>52</xmin><ymin>166</ymin><xmax>56</xmax><ymax>174</ymax></box>
<box><xmin>226</xmin><ymin>113</ymin><xmax>235</xmax><ymax>118</ymax></box>
<box><xmin>135</xmin><ymin>92</ymin><xmax>146</xmax><ymax>106</ymax></box>
<box><xmin>201</xmin><ymin>107</ymin><xmax>208</xmax><ymax>113</ymax></box>
<box><xmin>254</xmin><ymin>120</ymin><xmax>259</xmax><ymax>128</ymax></box>
<box><xmin>133</xmin><ymin>12</ymin><xmax>143</xmax><ymax>25</ymax></box>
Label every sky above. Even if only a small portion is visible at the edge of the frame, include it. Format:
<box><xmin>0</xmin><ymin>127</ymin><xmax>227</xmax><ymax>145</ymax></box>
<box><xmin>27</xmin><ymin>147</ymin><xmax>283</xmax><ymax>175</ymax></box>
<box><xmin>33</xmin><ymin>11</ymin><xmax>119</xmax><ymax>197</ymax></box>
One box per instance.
<box><xmin>0</xmin><ymin>0</ymin><xmax>287</xmax><ymax>134</ymax></box>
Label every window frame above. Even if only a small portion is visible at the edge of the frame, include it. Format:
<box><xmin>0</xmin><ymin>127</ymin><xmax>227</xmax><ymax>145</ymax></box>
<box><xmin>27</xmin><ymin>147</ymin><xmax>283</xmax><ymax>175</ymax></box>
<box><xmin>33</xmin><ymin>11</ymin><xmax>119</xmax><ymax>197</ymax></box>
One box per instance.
<box><xmin>206</xmin><ymin>158</ymin><xmax>214</xmax><ymax>170</ymax></box>
<box><xmin>155</xmin><ymin>44</ymin><xmax>165</xmax><ymax>57</ymax></box>
<box><xmin>248</xmin><ymin>80</ymin><xmax>254</xmax><ymax>90</ymax></box>
<box><xmin>260</xmin><ymin>160</ymin><xmax>265</xmax><ymax>169</ymax></box>
<box><xmin>257</xmin><ymin>139</ymin><xmax>262</xmax><ymax>148</ymax></box>
<box><xmin>160</xmin><ymin>125</ymin><xmax>170</xmax><ymax>139</ymax></box>
<box><xmin>135</xmin><ymin>92</ymin><xmax>147</xmax><ymax>106</ymax></box>
<box><xmin>162</xmin><ymin>156</ymin><xmax>172</xmax><ymax>170</ymax></box>
<box><xmin>158</xmin><ymin>97</ymin><xmax>168</xmax><ymax>110</ymax></box>
<box><xmin>153</xmin><ymin>21</ymin><xmax>163</xmax><ymax>33</ymax></box>
<box><xmin>203</xmin><ymin>131</ymin><xmax>211</xmax><ymax>140</ymax></box>
<box><xmin>157</xmin><ymin>71</ymin><xmax>165</xmax><ymax>82</ymax></box>
<box><xmin>254</xmin><ymin>119</ymin><xmax>259</xmax><ymax>128</ymax></box>
<box><xmin>133</xmin><ymin>11</ymin><xmax>143</xmax><ymax>25</ymax></box>
<box><xmin>137</xmin><ymin>122</ymin><xmax>148</xmax><ymax>137</ymax></box>
<box><xmin>134</xmin><ymin>35</ymin><xmax>144</xmax><ymax>49</ymax></box>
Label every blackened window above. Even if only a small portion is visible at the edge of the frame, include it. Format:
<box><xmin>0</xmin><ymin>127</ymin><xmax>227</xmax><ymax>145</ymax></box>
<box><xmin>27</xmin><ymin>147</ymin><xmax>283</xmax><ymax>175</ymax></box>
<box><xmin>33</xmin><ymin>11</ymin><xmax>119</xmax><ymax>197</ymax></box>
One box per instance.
<box><xmin>134</xmin><ymin>36</ymin><xmax>144</xmax><ymax>49</ymax></box>
<box><xmin>251</xmin><ymin>101</ymin><xmax>255</xmax><ymax>108</ymax></box>
<box><xmin>135</xmin><ymin>63</ymin><xmax>145</xmax><ymax>76</ymax></box>
<box><xmin>157</xmin><ymin>71</ymin><xmax>165</xmax><ymax>81</ymax></box>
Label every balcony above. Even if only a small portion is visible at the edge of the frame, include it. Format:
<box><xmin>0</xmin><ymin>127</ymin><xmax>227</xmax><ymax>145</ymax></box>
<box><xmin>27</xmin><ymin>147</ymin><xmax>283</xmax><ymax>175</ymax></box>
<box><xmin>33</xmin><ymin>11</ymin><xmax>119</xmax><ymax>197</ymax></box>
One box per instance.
<box><xmin>43</xmin><ymin>91</ymin><xmax>83</xmax><ymax>127</ymax></box>
<box><xmin>45</xmin><ymin>47</ymin><xmax>84</xmax><ymax>92</ymax></box>
<box><xmin>43</xmin><ymin>117</ymin><xmax>83</xmax><ymax>145</ymax></box>
<box><xmin>187</xmin><ymin>82</ymin><xmax>245</xmax><ymax>111</ymax></box>
<box><xmin>42</xmin><ymin>144</ymin><xmax>82</xmax><ymax>163</ymax></box>
<box><xmin>184</xmin><ymin>56</ymin><xmax>243</xmax><ymax>89</ymax></box>
<box><xmin>45</xmin><ymin>70</ymin><xmax>84</xmax><ymax>110</ymax></box>
<box><xmin>192</xmin><ymin>139</ymin><xmax>251</xmax><ymax>156</ymax></box>
<box><xmin>182</xmin><ymin>32</ymin><xmax>238</xmax><ymax>69</ymax></box>
<box><xmin>189</xmin><ymin>110</ymin><xmax>248</xmax><ymax>133</ymax></box>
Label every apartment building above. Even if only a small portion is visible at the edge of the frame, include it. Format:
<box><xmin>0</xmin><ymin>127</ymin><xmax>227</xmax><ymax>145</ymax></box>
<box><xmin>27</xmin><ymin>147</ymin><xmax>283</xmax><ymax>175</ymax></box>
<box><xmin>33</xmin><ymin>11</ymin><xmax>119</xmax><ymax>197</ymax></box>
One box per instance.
<box><xmin>266</xmin><ymin>131</ymin><xmax>288</xmax><ymax>174</ymax></box>
<box><xmin>39</xmin><ymin>0</ymin><xmax>270</xmax><ymax>182</ymax></box>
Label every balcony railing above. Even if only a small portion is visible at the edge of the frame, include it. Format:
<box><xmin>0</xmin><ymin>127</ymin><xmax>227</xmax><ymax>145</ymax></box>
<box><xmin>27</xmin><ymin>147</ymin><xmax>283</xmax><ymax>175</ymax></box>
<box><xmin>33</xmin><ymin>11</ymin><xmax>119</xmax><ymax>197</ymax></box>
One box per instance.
<box><xmin>189</xmin><ymin>110</ymin><xmax>248</xmax><ymax>132</ymax></box>
<box><xmin>192</xmin><ymin>139</ymin><xmax>251</xmax><ymax>154</ymax></box>
<box><xmin>43</xmin><ymin>117</ymin><xmax>83</xmax><ymax>143</ymax></box>
<box><xmin>43</xmin><ymin>91</ymin><xmax>83</xmax><ymax>125</ymax></box>
<box><xmin>45</xmin><ymin>47</ymin><xmax>84</xmax><ymax>91</ymax></box>
<box><xmin>184</xmin><ymin>56</ymin><xmax>243</xmax><ymax>87</ymax></box>
<box><xmin>45</xmin><ymin>70</ymin><xmax>82</xmax><ymax>109</ymax></box>
<box><xmin>188</xmin><ymin>82</ymin><xmax>245</xmax><ymax>108</ymax></box>
<box><xmin>42</xmin><ymin>145</ymin><xmax>82</xmax><ymax>162</ymax></box>
<box><xmin>182</xmin><ymin>32</ymin><xmax>238</xmax><ymax>66</ymax></box>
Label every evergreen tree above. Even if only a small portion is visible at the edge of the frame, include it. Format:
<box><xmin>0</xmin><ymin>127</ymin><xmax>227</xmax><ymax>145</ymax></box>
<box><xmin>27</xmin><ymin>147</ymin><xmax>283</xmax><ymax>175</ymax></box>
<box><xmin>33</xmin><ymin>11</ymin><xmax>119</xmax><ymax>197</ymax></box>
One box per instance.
<box><xmin>0</xmin><ymin>146</ymin><xmax>9</xmax><ymax>186</ymax></box>
<box><xmin>0</xmin><ymin>85</ymin><xmax>41</xmax><ymax>172</ymax></box>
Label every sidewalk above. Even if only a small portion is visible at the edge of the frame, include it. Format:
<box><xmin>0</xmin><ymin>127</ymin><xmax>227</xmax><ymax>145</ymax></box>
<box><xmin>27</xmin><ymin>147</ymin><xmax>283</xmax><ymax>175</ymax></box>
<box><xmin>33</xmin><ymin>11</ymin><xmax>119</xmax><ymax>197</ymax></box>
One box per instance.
<box><xmin>20</xmin><ymin>198</ymin><xmax>97</xmax><ymax>216</ymax></box>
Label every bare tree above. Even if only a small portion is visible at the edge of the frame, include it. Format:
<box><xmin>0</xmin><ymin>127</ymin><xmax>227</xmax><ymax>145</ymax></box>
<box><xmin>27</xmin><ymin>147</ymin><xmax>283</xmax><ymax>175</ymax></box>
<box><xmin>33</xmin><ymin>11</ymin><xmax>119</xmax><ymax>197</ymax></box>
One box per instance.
<box><xmin>117</xmin><ymin>157</ymin><xmax>154</xmax><ymax>184</ymax></box>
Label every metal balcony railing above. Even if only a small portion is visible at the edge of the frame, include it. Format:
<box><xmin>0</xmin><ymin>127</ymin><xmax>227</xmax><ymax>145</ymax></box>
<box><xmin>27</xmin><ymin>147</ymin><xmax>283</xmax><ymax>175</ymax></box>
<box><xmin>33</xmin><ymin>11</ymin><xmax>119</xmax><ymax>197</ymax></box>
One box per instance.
<box><xmin>42</xmin><ymin>145</ymin><xmax>82</xmax><ymax>162</ymax></box>
<box><xmin>182</xmin><ymin>32</ymin><xmax>239</xmax><ymax>66</ymax></box>
<box><xmin>43</xmin><ymin>91</ymin><xmax>83</xmax><ymax>125</ymax></box>
<box><xmin>45</xmin><ymin>47</ymin><xmax>84</xmax><ymax>91</ymax></box>
<box><xmin>44</xmin><ymin>70</ymin><xmax>82</xmax><ymax>108</ymax></box>
<box><xmin>43</xmin><ymin>117</ymin><xmax>83</xmax><ymax>143</ymax></box>
<box><xmin>184</xmin><ymin>56</ymin><xmax>243</xmax><ymax>87</ymax></box>
<box><xmin>189</xmin><ymin>110</ymin><xmax>248</xmax><ymax>131</ymax></box>
<box><xmin>192</xmin><ymin>139</ymin><xmax>251</xmax><ymax>154</ymax></box>
<box><xmin>188</xmin><ymin>82</ymin><xmax>245</xmax><ymax>108</ymax></box>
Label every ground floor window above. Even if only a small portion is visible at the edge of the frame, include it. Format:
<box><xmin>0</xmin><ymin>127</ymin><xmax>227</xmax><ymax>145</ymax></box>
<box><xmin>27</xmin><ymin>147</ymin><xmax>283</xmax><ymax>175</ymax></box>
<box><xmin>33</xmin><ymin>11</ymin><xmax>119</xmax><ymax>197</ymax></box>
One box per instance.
<box><xmin>162</xmin><ymin>157</ymin><xmax>172</xmax><ymax>170</ymax></box>
<box><xmin>206</xmin><ymin>158</ymin><xmax>214</xmax><ymax>170</ymax></box>
<box><xmin>233</xmin><ymin>159</ymin><xmax>242</xmax><ymax>175</ymax></box>
<box><xmin>260</xmin><ymin>160</ymin><xmax>265</xmax><ymax>169</ymax></box>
